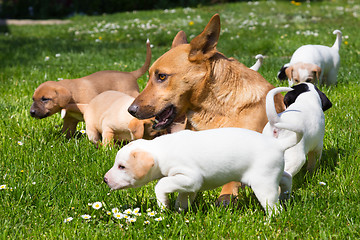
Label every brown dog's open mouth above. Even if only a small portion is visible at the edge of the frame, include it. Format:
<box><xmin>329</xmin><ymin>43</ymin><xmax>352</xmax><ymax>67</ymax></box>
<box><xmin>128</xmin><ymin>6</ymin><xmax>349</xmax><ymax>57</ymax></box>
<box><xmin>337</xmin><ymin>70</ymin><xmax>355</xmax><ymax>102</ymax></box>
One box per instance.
<box><xmin>152</xmin><ymin>105</ymin><xmax>177</xmax><ymax>130</ymax></box>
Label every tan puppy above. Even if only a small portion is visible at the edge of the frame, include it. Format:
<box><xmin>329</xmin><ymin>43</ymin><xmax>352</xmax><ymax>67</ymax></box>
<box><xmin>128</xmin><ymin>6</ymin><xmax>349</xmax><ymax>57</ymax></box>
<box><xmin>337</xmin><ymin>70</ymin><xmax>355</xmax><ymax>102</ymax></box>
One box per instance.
<box><xmin>83</xmin><ymin>91</ymin><xmax>164</xmax><ymax>146</ymax></box>
<box><xmin>128</xmin><ymin>14</ymin><xmax>285</xmax><ymax>204</ymax></box>
<box><xmin>30</xmin><ymin>40</ymin><xmax>151</xmax><ymax>138</ymax></box>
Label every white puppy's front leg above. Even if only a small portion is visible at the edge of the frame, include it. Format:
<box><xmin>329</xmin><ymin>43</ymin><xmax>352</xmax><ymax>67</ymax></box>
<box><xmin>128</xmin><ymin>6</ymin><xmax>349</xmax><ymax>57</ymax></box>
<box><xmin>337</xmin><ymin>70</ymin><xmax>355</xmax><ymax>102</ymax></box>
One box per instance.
<box><xmin>154</xmin><ymin>174</ymin><xmax>199</xmax><ymax>210</ymax></box>
<box><xmin>279</xmin><ymin>171</ymin><xmax>292</xmax><ymax>202</ymax></box>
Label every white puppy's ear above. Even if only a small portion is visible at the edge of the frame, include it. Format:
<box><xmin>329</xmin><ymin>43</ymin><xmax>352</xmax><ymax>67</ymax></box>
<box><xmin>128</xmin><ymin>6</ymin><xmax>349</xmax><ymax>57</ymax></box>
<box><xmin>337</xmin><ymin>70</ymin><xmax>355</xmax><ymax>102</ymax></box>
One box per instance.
<box><xmin>278</xmin><ymin>63</ymin><xmax>290</xmax><ymax>80</ymax></box>
<box><xmin>128</xmin><ymin>150</ymin><xmax>154</xmax><ymax>180</ymax></box>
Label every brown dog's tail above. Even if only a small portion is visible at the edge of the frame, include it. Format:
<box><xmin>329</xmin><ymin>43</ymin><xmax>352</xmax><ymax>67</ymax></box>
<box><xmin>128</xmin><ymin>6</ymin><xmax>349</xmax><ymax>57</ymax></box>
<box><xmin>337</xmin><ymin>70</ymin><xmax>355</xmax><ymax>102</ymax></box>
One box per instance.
<box><xmin>130</xmin><ymin>39</ymin><xmax>152</xmax><ymax>79</ymax></box>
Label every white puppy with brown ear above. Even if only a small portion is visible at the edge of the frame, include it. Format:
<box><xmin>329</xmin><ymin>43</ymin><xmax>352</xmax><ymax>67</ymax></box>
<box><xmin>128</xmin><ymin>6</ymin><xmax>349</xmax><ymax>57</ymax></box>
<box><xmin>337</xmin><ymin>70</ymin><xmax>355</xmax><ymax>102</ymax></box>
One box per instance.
<box><xmin>263</xmin><ymin>83</ymin><xmax>332</xmax><ymax>180</ymax></box>
<box><xmin>278</xmin><ymin>30</ymin><xmax>341</xmax><ymax>85</ymax></box>
<box><xmin>104</xmin><ymin>126</ymin><xmax>301</xmax><ymax>215</ymax></box>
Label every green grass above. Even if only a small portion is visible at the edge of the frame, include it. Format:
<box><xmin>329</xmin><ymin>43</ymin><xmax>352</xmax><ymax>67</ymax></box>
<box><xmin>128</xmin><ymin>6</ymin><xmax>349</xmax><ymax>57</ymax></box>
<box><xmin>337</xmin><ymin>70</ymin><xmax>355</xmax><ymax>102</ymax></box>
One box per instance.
<box><xmin>1</xmin><ymin>0</ymin><xmax>360</xmax><ymax>238</ymax></box>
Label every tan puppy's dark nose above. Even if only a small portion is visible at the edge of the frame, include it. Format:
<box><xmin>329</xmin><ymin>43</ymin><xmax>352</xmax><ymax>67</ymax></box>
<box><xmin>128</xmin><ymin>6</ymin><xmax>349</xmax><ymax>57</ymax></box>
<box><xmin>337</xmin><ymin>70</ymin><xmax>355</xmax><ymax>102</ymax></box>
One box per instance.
<box><xmin>30</xmin><ymin>109</ymin><xmax>36</xmax><ymax>117</ymax></box>
<box><xmin>128</xmin><ymin>104</ymin><xmax>139</xmax><ymax>117</ymax></box>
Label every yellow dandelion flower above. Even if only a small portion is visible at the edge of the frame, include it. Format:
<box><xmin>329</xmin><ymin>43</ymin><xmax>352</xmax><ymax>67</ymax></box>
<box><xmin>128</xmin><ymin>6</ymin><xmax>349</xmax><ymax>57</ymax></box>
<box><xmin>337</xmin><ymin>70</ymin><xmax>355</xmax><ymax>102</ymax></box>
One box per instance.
<box><xmin>189</xmin><ymin>21</ymin><xmax>194</xmax><ymax>26</ymax></box>
<box><xmin>344</xmin><ymin>41</ymin><xmax>348</xmax><ymax>45</ymax></box>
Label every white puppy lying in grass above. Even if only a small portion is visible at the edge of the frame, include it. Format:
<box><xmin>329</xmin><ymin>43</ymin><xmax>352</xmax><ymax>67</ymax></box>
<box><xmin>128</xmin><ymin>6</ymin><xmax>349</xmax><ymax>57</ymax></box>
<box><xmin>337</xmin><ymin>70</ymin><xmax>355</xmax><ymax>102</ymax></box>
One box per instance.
<box><xmin>104</xmin><ymin>125</ymin><xmax>300</xmax><ymax>215</ymax></box>
<box><xmin>263</xmin><ymin>83</ymin><xmax>332</xmax><ymax>181</ymax></box>
<box><xmin>278</xmin><ymin>30</ymin><xmax>342</xmax><ymax>86</ymax></box>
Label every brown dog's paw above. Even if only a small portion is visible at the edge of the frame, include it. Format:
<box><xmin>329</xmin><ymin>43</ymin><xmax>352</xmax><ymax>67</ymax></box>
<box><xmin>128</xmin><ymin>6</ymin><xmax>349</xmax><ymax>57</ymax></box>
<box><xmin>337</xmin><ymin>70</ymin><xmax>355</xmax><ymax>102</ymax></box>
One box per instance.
<box><xmin>215</xmin><ymin>194</ymin><xmax>238</xmax><ymax>207</ymax></box>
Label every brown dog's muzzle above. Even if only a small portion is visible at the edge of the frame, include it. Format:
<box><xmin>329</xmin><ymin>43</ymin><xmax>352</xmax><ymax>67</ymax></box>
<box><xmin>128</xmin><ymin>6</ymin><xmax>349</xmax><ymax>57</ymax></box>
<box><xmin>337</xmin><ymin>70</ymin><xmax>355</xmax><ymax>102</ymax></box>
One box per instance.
<box><xmin>30</xmin><ymin>103</ymin><xmax>49</xmax><ymax>119</ymax></box>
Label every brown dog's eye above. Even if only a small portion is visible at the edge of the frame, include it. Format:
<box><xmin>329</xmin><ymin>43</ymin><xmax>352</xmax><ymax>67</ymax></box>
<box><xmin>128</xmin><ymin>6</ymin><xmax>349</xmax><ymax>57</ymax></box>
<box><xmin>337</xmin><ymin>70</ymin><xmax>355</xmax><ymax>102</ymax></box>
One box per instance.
<box><xmin>118</xmin><ymin>164</ymin><xmax>125</xmax><ymax>169</ymax></box>
<box><xmin>157</xmin><ymin>74</ymin><xmax>168</xmax><ymax>82</ymax></box>
<box><xmin>41</xmin><ymin>97</ymin><xmax>51</xmax><ymax>102</ymax></box>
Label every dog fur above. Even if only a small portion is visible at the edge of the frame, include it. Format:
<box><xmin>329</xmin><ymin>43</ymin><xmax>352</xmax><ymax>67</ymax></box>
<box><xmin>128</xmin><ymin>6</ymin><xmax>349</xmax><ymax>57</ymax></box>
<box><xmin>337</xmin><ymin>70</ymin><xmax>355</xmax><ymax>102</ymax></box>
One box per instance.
<box><xmin>263</xmin><ymin>83</ymin><xmax>332</xmax><ymax>179</ymax></box>
<box><xmin>82</xmin><ymin>91</ymin><xmax>165</xmax><ymax>146</ymax></box>
<box><xmin>278</xmin><ymin>30</ymin><xmax>341</xmax><ymax>86</ymax></box>
<box><xmin>104</xmin><ymin>127</ymin><xmax>299</xmax><ymax>215</ymax></box>
<box><xmin>30</xmin><ymin>40</ymin><xmax>151</xmax><ymax>138</ymax></box>
<box><xmin>127</xmin><ymin>14</ymin><xmax>285</xmax><ymax>202</ymax></box>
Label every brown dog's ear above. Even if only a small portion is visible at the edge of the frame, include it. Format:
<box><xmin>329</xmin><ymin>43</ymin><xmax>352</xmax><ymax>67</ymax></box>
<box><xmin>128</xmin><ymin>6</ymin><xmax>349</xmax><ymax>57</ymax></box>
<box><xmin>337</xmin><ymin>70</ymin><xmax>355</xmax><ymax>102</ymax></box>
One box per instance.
<box><xmin>55</xmin><ymin>86</ymin><xmax>72</xmax><ymax>108</ymax></box>
<box><xmin>128</xmin><ymin>150</ymin><xmax>154</xmax><ymax>180</ymax></box>
<box><xmin>285</xmin><ymin>65</ymin><xmax>294</xmax><ymax>81</ymax></box>
<box><xmin>128</xmin><ymin>118</ymin><xmax>145</xmax><ymax>140</ymax></box>
<box><xmin>172</xmin><ymin>31</ymin><xmax>188</xmax><ymax>48</ymax></box>
<box><xmin>312</xmin><ymin>65</ymin><xmax>322</xmax><ymax>82</ymax></box>
<box><xmin>189</xmin><ymin>14</ymin><xmax>220</xmax><ymax>62</ymax></box>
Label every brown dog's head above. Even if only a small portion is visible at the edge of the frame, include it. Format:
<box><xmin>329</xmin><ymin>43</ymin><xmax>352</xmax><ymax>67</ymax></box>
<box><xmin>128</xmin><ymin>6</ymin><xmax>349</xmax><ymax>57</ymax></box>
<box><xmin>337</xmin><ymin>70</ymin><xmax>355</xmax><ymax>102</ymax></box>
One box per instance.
<box><xmin>30</xmin><ymin>81</ymin><xmax>72</xmax><ymax>119</ymax></box>
<box><xmin>128</xmin><ymin>14</ymin><xmax>221</xmax><ymax>130</ymax></box>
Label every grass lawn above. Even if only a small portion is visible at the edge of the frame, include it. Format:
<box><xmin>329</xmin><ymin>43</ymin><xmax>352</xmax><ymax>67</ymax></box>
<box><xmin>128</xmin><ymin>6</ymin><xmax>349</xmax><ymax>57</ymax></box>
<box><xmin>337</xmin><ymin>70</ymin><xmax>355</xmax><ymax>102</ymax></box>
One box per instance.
<box><xmin>1</xmin><ymin>0</ymin><xmax>360</xmax><ymax>238</ymax></box>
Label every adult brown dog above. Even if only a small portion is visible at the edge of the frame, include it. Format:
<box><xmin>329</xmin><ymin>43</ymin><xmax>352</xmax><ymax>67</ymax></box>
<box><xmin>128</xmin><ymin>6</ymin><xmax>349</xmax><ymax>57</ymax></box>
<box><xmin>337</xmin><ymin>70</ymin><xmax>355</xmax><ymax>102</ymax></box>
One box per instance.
<box><xmin>128</xmin><ymin>14</ymin><xmax>285</xmax><ymax>204</ymax></box>
<box><xmin>30</xmin><ymin>40</ymin><xmax>151</xmax><ymax>138</ymax></box>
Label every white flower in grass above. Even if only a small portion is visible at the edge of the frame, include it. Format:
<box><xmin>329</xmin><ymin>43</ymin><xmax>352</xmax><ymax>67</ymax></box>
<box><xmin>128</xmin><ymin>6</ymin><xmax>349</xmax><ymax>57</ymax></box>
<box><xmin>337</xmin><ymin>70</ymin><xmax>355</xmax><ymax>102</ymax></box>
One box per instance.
<box><xmin>57</xmin><ymin>78</ymin><xmax>63</xmax><ymax>81</ymax></box>
<box><xmin>319</xmin><ymin>181</ymin><xmax>326</xmax><ymax>186</ymax></box>
<box><xmin>127</xmin><ymin>217</ymin><xmax>137</xmax><ymax>223</ymax></box>
<box><xmin>80</xmin><ymin>130</ymin><xmax>86</xmax><ymax>134</ymax></box>
<box><xmin>147</xmin><ymin>211</ymin><xmax>156</xmax><ymax>217</ymax></box>
<box><xmin>144</xmin><ymin>220</ymin><xmax>150</xmax><ymax>225</ymax></box>
<box><xmin>64</xmin><ymin>217</ymin><xmax>73</xmax><ymax>223</ymax></box>
<box><xmin>155</xmin><ymin>217</ymin><xmax>164</xmax><ymax>221</ymax></box>
<box><xmin>55</xmin><ymin>53</ymin><xmax>61</xmax><ymax>57</ymax></box>
<box><xmin>44</xmin><ymin>56</ymin><xmax>50</xmax><ymax>61</ymax></box>
<box><xmin>88</xmin><ymin>203</ymin><xmax>92</xmax><ymax>206</ymax></box>
<box><xmin>106</xmin><ymin>211</ymin><xmax>111</xmax><ymax>216</ymax></box>
<box><xmin>123</xmin><ymin>209</ymin><xmax>132</xmax><ymax>215</ymax></box>
<box><xmin>123</xmin><ymin>214</ymin><xmax>129</xmax><ymax>219</ymax></box>
<box><xmin>92</xmin><ymin>202</ymin><xmax>102</xmax><ymax>210</ymax></box>
<box><xmin>112</xmin><ymin>208</ymin><xmax>120</xmax><ymax>214</ymax></box>
<box><xmin>17</xmin><ymin>141</ymin><xmax>23</xmax><ymax>146</ymax></box>
<box><xmin>113</xmin><ymin>213</ymin><xmax>125</xmax><ymax>219</ymax></box>
<box><xmin>81</xmin><ymin>214</ymin><xmax>91</xmax><ymax>220</ymax></box>
<box><xmin>132</xmin><ymin>207</ymin><xmax>141</xmax><ymax>215</ymax></box>
<box><xmin>0</xmin><ymin>185</ymin><xmax>6</xmax><ymax>190</ymax></box>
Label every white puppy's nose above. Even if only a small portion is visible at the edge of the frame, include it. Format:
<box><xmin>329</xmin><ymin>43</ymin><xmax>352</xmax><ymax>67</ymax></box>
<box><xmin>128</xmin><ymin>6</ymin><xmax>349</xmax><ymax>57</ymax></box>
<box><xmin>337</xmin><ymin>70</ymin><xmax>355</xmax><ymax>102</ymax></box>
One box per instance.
<box><xmin>103</xmin><ymin>176</ymin><xmax>108</xmax><ymax>184</ymax></box>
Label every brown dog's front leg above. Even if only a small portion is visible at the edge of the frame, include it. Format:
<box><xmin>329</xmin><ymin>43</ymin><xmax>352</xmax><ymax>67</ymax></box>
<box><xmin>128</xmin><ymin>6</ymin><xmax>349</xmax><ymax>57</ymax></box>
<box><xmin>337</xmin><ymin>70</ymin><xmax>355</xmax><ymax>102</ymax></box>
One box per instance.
<box><xmin>62</xmin><ymin>116</ymin><xmax>79</xmax><ymax>138</ymax></box>
<box><xmin>217</xmin><ymin>181</ymin><xmax>242</xmax><ymax>207</ymax></box>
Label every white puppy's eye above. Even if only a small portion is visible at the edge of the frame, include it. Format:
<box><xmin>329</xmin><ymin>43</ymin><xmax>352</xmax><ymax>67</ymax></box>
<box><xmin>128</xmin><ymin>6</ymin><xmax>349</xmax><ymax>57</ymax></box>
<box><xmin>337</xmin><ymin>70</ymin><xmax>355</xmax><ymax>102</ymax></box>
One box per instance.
<box><xmin>118</xmin><ymin>164</ymin><xmax>125</xmax><ymax>169</ymax></box>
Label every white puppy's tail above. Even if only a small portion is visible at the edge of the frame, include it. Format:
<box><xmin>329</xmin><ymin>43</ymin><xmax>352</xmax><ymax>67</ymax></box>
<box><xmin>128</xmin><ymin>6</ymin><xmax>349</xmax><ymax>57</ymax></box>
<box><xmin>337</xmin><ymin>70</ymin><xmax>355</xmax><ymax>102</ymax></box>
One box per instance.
<box><xmin>249</xmin><ymin>54</ymin><xmax>264</xmax><ymax>71</ymax></box>
<box><xmin>266</xmin><ymin>87</ymin><xmax>293</xmax><ymax>126</ymax></box>
<box><xmin>332</xmin><ymin>30</ymin><xmax>342</xmax><ymax>50</ymax></box>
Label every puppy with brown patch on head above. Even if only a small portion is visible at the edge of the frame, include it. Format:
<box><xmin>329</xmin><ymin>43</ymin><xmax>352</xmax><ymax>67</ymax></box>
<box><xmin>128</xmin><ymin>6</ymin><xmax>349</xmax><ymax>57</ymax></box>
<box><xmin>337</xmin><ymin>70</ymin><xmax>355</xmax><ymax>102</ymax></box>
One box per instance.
<box><xmin>104</xmin><ymin>126</ymin><xmax>300</xmax><ymax>215</ymax></box>
<box><xmin>127</xmin><ymin>14</ymin><xmax>285</xmax><ymax>204</ymax></box>
<box><xmin>278</xmin><ymin>30</ymin><xmax>341</xmax><ymax>86</ymax></box>
<box><xmin>30</xmin><ymin>40</ymin><xmax>151</xmax><ymax>138</ymax></box>
<box><xmin>82</xmin><ymin>91</ymin><xmax>167</xmax><ymax>146</ymax></box>
<box><xmin>263</xmin><ymin>83</ymin><xmax>332</xmax><ymax>181</ymax></box>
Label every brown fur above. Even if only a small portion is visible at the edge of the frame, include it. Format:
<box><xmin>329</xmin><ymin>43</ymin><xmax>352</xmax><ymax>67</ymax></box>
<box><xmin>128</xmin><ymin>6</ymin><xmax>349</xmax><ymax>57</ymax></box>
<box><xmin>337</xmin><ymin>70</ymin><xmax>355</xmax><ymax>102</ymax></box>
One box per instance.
<box><xmin>30</xmin><ymin>41</ymin><xmax>151</xmax><ymax>138</ymax></box>
<box><xmin>128</xmin><ymin>150</ymin><xmax>155</xmax><ymax>180</ymax></box>
<box><xmin>128</xmin><ymin>14</ymin><xmax>285</xmax><ymax>202</ymax></box>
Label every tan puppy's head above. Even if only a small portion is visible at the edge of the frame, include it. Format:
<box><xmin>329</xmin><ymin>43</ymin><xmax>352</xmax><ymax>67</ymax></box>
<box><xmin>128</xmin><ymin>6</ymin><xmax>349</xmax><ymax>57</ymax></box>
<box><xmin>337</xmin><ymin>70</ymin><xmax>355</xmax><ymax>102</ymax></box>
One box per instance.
<box><xmin>128</xmin><ymin>118</ymin><xmax>167</xmax><ymax>140</ymax></box>
<box><xmin>104</xmin><ymin>146</ymin><xmax>155</xmax><ymax>190</ymax></box>
<box><xmin>280</xmin><ymin>62</ymin><xmax>321</xmax><ymax>85</ymax></box>
<box><xmin>30</xmin><ymin>81</ymin><xmax>72</xmax><ymax>119</ymax></box>
<box><xmin>128</xmin><ymin>14</ymin><xmax>221</xmax><ymax>130</ymax></box>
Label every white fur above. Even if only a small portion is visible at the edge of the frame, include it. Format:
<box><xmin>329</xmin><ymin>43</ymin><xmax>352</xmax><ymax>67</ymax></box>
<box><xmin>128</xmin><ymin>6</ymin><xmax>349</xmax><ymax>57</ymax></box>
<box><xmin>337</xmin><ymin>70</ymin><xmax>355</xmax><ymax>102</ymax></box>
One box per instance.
<box><xmin>249</xmin><ymin>54</ymin><xmax>264</xmax><ymax>71</ymax></box>
<box><xmin>263</xmin><ymin>83</ymin><xmax>327</xmax><ymax>179</ymax></box>
<box><xmin>105</xmin><ymin>127</ymin><xmax>299</xmax><ymax>215</ymax></box>
<box><xmin>286</xmin><ymin>30</ymin><xmax>341</xmax><ymax>85</ymax></box>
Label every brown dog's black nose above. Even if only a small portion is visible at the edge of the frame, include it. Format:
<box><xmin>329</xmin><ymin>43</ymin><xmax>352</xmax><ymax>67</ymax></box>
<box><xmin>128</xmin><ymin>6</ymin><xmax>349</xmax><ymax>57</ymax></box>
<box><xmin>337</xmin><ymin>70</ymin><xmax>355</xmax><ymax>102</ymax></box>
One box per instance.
<box><xmin>128</xmin><ymin>104</ymin><xmax>139</xmax><ymax>117</ymax></box>
<box><xmin>30</xmin><ymin>109</ymin><xmax>36</xmax><ymax>117</ymax></box>
<box><xmin>103</xmin><ymin>177</ymin><xmax>108</xmax><ymax>184</ymax></box>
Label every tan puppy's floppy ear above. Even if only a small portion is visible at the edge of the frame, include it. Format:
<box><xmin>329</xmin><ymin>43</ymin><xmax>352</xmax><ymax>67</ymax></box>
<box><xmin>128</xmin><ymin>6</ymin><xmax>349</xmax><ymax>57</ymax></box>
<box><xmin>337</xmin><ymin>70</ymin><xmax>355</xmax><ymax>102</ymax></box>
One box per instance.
<box><xmin>312</xmin><ymin>65</ymin><xmax>322</xmax><ymax>81</ymax></box>
<box><xmin>189</xmin><ymin>14</ymin><xmax>220</xmax><ymax>62</ymax></box>
<box><xmin>128</xmin><ymin>118</ymin><xmax>145</xmax><ymax>140</ymax></box>
<box><xmin>55</xmin><ymin>86</ymin><xmax>72</xmax><ymax>108</ymax></box>
<box><xmin>128</xmin><ymin>150</ymin><xmax>154</xmax><ymax>180</ymax></box>
<box><xmin>285</xmin><ymin>65</ymin><xmax>294</xmax><ymax>80</ymax></box>
<box><xmin>172</xmin><ymin>31</ymin><xmax>188</xmax><ymax>48</ymax></box>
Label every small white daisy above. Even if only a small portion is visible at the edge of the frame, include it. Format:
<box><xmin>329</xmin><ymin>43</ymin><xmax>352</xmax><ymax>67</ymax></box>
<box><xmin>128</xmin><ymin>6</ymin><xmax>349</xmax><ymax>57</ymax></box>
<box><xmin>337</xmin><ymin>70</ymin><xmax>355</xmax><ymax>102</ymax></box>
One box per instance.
<box><xmin>132</xmin><ymin>207</ymin><xmax>140</xmax><ymax>214</ymax></box>
<box><xmin>144</xmin><ymin>220</ymin><xmax>150</xmax><ymax>225</ymax></box>
<box><xmin>81</xmin><ymin>214</ymin><xmax>91</xmax><ymax>220</ymax></box>
<box><xmin>123</xmin><ymin>209</ymin><xmax>132</xmax><ymax>215</ymax></box>
<box><xmin>17</xmin><ymin>141</ymin><xmax>23</xmax><ymax>146</ymax></box>
<box><xmin>113</xmin><ymin>213</ymin><xmax>125</xmax><ymax>219</ymax></box>
<box><xmin>112</xmin><ymin>208</ymin><xmax>120</xmax><ymax>214</ymax></box>
<box><xmin>80</xmin><ymin>130</ymin><xmax>86</xmax><ymax>134</ymax></box>
<box><xmin>44</xmin><ymin>56</ymin><xmax>50</xmax><ymax>61</ymax></box>
<box><xmin>55</xmin><ymin>53</ymin><xmax>61</xmax><ymax>57</ymax></box>
<box><xmin>64</xmin><ymin>217</ymin><xmax>73</xmax><ymax>223</ymax></box>
<box><xmin>155</xmin><ymin>217</ymin><xmax>164</xmax><ymax>221</ymax></box>
<box><xmin>147</xmin><ymin>211</ymin><xmax>156</xmax><ymax>217</ymax></box>
<box><xmin>126</xmin><ymin>217</ymin><xmax>137</xmax><ymax>223</ymax></box>
<box><xmin>319</xmin><ymin>181</ymin><xmax>326</xmax><ymax>186</ymax></box>
<box><xmin>92</xmin><ymin>202</ymin><xmax>102</xmax><ymax>210</ymax></box>
<box><xmin>0</xmin><ymin>185</ymin><xmax>6</xmax><ymax>190</ymax></box>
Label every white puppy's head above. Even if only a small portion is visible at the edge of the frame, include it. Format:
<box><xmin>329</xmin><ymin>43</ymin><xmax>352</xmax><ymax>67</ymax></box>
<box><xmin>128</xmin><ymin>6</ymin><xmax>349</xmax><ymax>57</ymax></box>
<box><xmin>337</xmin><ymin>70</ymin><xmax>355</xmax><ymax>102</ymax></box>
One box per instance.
<box><xmin>104</xmin><ymin>142</ymin><xmax>155</xmax><ymax>190</ymax></box>
<box><xmin>283</xmin><ymin>82</ymin><xmax>332</xmax><ymax>111</ymax></box>
<box><xmin>278</xmin><ymin>62</ymin><xmax>321</xmax><ymax>86</ymax></box>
